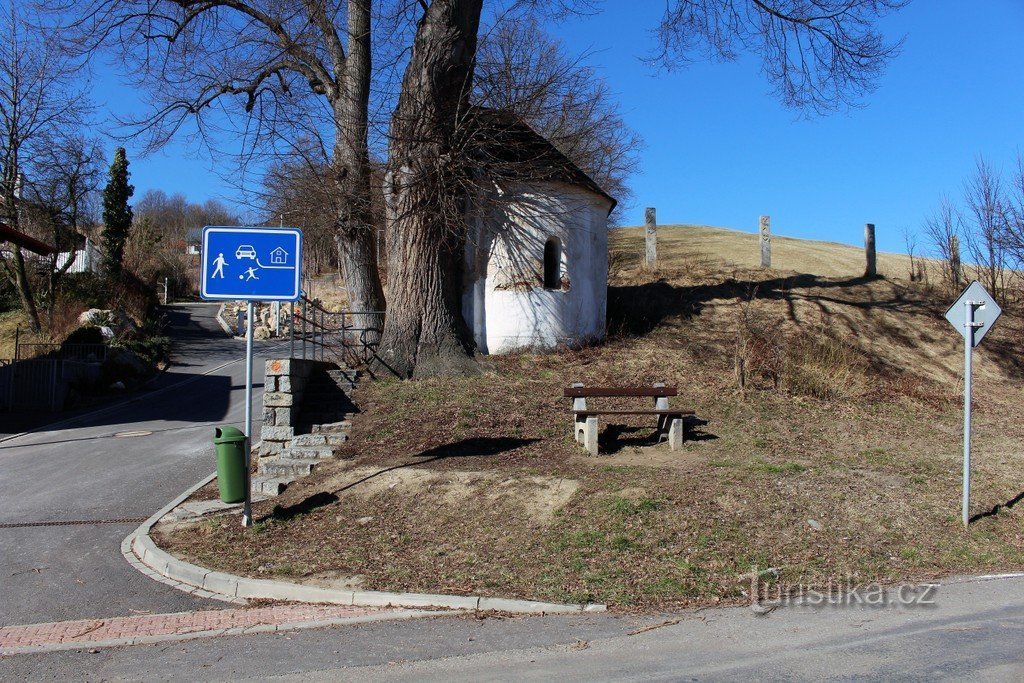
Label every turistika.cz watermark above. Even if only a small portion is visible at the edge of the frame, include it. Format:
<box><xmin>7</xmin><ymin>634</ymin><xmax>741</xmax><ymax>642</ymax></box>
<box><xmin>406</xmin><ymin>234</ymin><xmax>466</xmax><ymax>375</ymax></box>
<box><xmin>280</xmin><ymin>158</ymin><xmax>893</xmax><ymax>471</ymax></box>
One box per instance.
<box><xmin>739</xmin><ymin>566</ymin><xmax>938</xmax><ymax>615</ymax></box>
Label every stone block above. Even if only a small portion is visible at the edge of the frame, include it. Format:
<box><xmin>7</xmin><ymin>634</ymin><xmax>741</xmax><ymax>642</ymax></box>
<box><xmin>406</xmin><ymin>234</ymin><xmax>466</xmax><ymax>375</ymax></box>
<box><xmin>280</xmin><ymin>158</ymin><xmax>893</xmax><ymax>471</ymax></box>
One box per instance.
<box><xmin>264</xmin><ymin>376</ymin><xmax>277</xmax><ymax>393</ymax></box>
<box><xmin>265</xmin><ymin>358</ymin><xmax>289</xmax><ymax>376</ymax></box>
<box><xmin>277</xmin><ymin>375</ymin><xmax>291</xmax><ymax>393</ymax></box>
<box><xmin>263</xmin><ymin>392</ymin><xmax>293</xmax><ymax>407</ymax></box>
<box><xmin>261</xmin><ymin>425</ymin><xmax>294</xmax><ymax>442</ymax></box>
<box><xmin>262</xmin><ymin>407</ymin><xmax>277</xmax><ymax>427</ymax></box>
<box><xmin>259</xmin><ymin>440</ymin><xmax>284</xmax><ymax>456</ymax></box>
<box><xmin>202</xmin><ymin>571</ymin><xmax>239</xmax><ymax>596</ymax></box>
<box><xmin>274</xmin><ymin>407</ymin><xmax>296</xmax><ymax>427</ymax></box>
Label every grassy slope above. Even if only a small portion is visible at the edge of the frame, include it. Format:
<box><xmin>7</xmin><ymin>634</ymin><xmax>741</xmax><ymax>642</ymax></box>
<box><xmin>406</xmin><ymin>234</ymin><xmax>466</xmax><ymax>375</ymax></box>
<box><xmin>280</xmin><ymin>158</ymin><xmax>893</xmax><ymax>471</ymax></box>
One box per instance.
<box><xmin>163</xmin><ymin>225</ymin><xmax>1024</xmax><ymax>610</ymax></box>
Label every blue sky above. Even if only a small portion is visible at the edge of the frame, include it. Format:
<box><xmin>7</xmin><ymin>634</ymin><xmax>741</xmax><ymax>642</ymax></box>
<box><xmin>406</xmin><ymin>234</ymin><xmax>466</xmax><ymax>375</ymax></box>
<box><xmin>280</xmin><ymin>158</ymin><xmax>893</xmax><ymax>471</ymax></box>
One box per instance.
<box><xmin>91</xmin><ymin>0</ymin><xmax>1024</xmax><ymax>255</ymax></box>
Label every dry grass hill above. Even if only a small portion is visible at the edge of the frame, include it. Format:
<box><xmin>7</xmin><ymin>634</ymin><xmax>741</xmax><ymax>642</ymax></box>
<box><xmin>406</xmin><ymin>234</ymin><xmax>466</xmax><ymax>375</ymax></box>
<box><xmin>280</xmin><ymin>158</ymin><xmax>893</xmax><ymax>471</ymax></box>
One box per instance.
<box><xmin>162</xmin><ymin>224</ymin><xmax>1024</xmax><ymax>610</ymax></box>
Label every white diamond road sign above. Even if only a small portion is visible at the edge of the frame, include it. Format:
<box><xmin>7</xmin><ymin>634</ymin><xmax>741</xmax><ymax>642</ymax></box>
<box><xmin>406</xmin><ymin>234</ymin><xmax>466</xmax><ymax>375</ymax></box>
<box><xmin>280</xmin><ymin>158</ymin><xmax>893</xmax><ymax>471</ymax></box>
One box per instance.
<box><xmin>200</xmin><ymin>226</ymin><xmax>303</xmax><ymax>301</ymax></box>
<box><xmin>944</xmin><ymin>280</ymin><xmax>1001</xmax><ymax>348</ymax></box>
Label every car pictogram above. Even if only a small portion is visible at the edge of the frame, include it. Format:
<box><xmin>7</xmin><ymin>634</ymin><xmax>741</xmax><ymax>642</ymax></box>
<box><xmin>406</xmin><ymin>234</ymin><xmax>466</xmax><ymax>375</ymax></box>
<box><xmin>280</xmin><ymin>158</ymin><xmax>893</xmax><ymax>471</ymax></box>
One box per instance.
<box><xmin>235</xmin><ymin>245</ymin><xmax>257</xmax><ymax>259</ymax></box>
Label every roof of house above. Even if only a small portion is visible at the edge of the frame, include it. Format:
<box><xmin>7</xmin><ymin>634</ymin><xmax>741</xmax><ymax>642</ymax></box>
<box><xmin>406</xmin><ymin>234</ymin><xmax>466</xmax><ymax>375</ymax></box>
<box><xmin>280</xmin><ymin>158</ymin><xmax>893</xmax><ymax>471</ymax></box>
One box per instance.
<box><xmin>0</xmin><ymin>222</ymin><xmax>57</xmax><ymax>256</ymax></box>
<box><xmin>463</xmin><ymin>107</ymin><xmax>617</xmax><ymax>211</ymax></box>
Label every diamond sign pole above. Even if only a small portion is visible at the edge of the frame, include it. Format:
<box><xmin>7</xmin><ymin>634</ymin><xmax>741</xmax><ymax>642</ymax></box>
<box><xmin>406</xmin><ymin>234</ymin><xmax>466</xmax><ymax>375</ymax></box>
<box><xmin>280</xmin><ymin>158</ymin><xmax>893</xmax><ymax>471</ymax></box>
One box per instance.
<box><xmin>945</xmin><ymin>281</ymin><xmax>1002</xmax><ymax>529</ymax></box>
<box><xmin>962</xmin><ymin>298</ymin><xmax>978</xmax><ymax>528</ymax></box>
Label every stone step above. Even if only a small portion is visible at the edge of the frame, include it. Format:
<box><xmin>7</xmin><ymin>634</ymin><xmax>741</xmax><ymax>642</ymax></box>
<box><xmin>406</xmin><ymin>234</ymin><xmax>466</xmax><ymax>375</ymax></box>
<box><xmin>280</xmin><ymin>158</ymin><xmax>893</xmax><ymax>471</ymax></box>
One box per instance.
<box><xmin>288</xmin><ymin>446</ymin><xmax>335</xmax><ymax>460</ymax></box>
<box><xmin>325</xmin><ymin>433</ymin><xmax>349</xmax><ymax>447</ymax></box>
<box><xmin>260</xmin><ymin>458</ymin><xmax>320</xmax><ymax>477</ymax></box>
<box><xmin>310</xmin><ymin>419</ymin><xmax>353</xmax><ymax>433</ymax></box>
<box><xmin>253</xmin><ymin>476</ymin><xmax>292</xmax><ymax>496</ymax></box>
<box><xmin>290</xmin><ymin>433</ymin><xmax>328</xmax><ymax>447</ymax></box>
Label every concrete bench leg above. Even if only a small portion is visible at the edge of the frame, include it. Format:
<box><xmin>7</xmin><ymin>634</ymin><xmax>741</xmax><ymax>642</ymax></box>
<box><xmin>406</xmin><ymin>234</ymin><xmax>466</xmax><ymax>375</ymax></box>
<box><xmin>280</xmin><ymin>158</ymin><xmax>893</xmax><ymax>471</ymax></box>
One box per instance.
<box><xmin>668</xmin><ymin>417</ymin><xmax>684</xmax><ymax>450</ymax></box>
<box><xmin>584</xmin><ymin>416</ymin><xmax>599</xmax><ymax>456</ymax></box>
<box><xmin>572</xmin><ymin>388</ymin><xmax>587</xmax><ymax>444</ymax></box>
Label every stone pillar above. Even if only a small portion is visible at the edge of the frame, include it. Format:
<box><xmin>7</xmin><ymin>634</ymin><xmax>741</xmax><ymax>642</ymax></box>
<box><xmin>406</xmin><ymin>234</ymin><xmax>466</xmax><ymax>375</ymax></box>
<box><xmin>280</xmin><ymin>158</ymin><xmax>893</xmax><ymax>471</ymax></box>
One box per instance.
<box><xmin>760</xmin><ymin>215</ymin><xmax>771</xmax><ymax>268</ymax></box>
<box><xmin>864</xmin><ymin>223</ymin><xmax>877</xmax><ymax>277</ymax></box>
<box><xmin>645</xmin><ymin>207</ymin><xmax>657</xmax><ymax>267</ymax></box>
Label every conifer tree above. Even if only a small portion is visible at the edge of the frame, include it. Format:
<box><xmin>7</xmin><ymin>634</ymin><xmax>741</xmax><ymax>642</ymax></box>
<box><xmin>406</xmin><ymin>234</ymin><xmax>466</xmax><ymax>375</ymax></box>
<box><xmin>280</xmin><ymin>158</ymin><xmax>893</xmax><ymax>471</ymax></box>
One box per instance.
<box><xmin>101</xmin><ymin>147</ymin><xmax>134</xmax><ymax>280</ymax></box>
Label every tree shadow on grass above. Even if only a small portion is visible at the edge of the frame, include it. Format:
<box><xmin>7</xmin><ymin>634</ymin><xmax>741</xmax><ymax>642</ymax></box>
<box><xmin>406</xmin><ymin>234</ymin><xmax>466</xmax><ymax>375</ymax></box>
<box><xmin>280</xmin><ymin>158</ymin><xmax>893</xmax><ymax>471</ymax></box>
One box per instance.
<box><xmin>267</xmin><ymin>436</ymin><xmax>539</xmax><ymax>522</ymax></box>
<box><xmin>969</xmin><ymin>491</ymin><xmax>1024</xmax><ymax>524</ymax></box>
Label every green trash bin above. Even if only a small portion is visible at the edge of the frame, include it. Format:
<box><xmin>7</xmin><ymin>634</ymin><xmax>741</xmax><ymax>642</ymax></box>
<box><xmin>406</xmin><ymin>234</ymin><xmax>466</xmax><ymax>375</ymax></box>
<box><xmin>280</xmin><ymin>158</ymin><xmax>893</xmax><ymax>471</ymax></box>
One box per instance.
<box><xmin>213</xmin><ymin>426</ymin><xmax>248</xmax><ymax>504</ymax></box>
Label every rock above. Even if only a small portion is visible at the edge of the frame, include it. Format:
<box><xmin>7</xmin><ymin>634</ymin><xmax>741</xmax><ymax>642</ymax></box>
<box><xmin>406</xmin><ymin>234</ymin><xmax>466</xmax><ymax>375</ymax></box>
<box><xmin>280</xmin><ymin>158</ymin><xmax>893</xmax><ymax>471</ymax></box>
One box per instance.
<box><xmin>254</xmin><ymin>326</ymin><xmax>271</xmax><ymax>340</ymax></box>
<box><xmin>109</xmin><ymin>381</ymin><xmax>126</xmax><ymax>390</ymax></box>
<box><xmin>356</xmin><ymin>516</ymin><xmax>375</xmax><ymax>526</ymax></box>
<box><xmin>98</xmin><ymin>326</ymin><xmax>115</xmax><ymax>340</ymax></box>
<box><xmin>76</xmin><ymin>308</ymin><xmax>139</xmax><ymax>338</ymax></box>
<box><xmin>807</xmin><ymin>519</ymin><xmax>822</xmax><ymax>531</ymax></box>
<box><xmin>78</xmin><ymin>308</ymin><xmax>109</xmax><ymax>326</ymax></box>
<box><xmin>104</xmin><ymin>347</ymin><xmax>150</xmax><ymax>377</ymax></box>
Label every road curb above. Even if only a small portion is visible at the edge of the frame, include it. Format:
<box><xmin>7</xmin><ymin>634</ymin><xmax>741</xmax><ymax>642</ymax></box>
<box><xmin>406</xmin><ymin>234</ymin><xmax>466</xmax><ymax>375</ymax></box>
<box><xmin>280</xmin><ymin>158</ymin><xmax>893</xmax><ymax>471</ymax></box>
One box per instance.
<box><xmin>124</xmin><ymin>475</ymin><xmax>606</xmax><ymax>615</ymax></box>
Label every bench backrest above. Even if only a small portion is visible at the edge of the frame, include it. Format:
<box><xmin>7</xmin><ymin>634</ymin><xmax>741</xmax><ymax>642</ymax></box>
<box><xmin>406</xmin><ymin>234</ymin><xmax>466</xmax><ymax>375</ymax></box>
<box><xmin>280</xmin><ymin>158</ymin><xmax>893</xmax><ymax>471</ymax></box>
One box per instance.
<box><xmin>563</xmin><ymin>386</ymin><xmax>678</xmax><ymax>398</ymax></box>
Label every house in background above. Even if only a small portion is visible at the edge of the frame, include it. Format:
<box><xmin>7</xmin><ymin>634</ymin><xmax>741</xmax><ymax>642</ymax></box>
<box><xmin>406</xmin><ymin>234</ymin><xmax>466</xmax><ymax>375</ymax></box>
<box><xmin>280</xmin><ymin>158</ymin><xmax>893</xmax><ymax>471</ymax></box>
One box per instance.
<box><xmin>460</xmin><ymin>108</ymin><xmax>616</xmax><ymax>354</ymax></box>
<box><xmin>55</xmin><ymin>236</ymin><xmax>102</xmax><ymax>274</ymax></box>
<box><xmin>185</xmin><ymin>228</ymin><xmax>202</xmax><ymax>254</ymax></box>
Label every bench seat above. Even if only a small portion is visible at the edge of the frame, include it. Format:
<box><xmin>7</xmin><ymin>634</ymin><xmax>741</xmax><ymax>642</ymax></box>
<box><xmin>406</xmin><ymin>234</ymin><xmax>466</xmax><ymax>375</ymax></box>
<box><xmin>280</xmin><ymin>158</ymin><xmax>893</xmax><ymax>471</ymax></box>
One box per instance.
<box><xmin>567</xmin><ymin>383</ymin><xmax>693</xmax><ymax>456</ymax></box>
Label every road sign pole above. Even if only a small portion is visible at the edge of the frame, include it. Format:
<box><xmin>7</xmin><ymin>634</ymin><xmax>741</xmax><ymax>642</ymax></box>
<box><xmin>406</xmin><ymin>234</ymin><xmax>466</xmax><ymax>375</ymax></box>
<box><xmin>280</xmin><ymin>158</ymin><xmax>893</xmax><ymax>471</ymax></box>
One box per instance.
<box><xmin>962</xmin><ymin>300</ymin><xmax>979</xmax><ymax>529</ymax></box>
<box><xmin>242</xmin><ymin>300</ymin><xmax>254</xmax><ymax>528</ymax></box>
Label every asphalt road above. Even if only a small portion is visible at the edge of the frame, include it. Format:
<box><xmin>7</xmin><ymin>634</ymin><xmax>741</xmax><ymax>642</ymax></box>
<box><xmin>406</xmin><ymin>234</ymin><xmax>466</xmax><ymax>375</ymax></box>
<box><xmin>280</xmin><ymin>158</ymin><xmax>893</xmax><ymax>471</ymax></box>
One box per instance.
<box><xmin>0</xmin><ymin>303</ymin><xmax>283</xmax><ymax>626</ymax></box>
<box><xmin>2</xmin><ymin>573</ymin><xmax>1023</xmax><ymax>680</ymax></box>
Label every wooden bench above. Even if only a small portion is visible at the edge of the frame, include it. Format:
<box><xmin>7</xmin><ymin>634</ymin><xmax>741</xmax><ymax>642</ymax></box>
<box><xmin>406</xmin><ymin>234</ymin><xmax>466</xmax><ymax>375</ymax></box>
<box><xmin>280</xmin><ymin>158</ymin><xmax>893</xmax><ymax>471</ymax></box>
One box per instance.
<box><xmin>564</xmin><ymin>383</ymin><xmax>695</xmax><ymax>456</ymax></box>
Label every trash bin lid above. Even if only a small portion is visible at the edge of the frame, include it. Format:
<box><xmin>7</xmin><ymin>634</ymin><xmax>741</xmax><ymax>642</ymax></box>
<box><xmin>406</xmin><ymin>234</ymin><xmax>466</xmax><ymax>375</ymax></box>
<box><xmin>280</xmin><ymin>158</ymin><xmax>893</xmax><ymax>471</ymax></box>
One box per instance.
<box><xmin>213</xmin><ymin>426</ymin><xmax>247</xmax><ymax>443</ymax></box>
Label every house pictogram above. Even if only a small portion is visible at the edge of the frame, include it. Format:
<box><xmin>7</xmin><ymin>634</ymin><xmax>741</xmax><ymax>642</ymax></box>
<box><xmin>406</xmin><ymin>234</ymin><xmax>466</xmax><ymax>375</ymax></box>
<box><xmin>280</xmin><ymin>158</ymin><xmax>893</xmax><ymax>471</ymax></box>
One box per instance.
<box><xmin>270</xmin><ymin>247</ymin><xmax>289</xmax><ymax>265</ymax></box>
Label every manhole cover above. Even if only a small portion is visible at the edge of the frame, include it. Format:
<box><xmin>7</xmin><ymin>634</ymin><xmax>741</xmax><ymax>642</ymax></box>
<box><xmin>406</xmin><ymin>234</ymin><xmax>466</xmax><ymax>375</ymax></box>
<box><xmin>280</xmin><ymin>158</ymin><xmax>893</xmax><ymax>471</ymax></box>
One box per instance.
<box><xmin>113</xmin><ymin>430</ymin><xmax>153</xmax><ymax>438</ymax></box>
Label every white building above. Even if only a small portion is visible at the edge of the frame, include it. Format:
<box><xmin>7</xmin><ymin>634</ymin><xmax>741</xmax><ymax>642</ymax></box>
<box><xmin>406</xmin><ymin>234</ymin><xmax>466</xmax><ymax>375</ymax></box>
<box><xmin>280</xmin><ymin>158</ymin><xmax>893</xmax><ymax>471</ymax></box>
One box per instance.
<box><xmin>461</xmin><ymin>109</ymin><xmax>616</xmax><ymax>354</ymax></box>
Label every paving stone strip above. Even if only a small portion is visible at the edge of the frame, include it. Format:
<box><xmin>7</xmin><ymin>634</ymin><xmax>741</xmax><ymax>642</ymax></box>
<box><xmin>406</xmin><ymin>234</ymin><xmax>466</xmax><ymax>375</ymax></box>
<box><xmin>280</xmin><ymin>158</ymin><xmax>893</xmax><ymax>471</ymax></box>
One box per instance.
<box><xmin>0</xmin><ymin>605</ymin><xmax>393</xmax><ymax>654</ymax></box>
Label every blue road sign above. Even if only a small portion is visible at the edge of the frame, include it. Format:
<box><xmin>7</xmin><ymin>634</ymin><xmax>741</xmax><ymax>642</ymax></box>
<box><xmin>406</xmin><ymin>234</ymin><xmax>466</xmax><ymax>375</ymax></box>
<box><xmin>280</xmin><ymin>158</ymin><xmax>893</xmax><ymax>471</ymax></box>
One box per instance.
<box><xmin>200</xmin><ymin>226</ymin><xmax>303</xmax><ymax>301</ymax></box>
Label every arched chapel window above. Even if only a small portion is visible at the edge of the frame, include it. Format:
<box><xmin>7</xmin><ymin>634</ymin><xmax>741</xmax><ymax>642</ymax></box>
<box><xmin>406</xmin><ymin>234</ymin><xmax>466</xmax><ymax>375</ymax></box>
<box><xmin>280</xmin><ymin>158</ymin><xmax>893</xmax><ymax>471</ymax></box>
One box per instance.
<box><xmin>543</xmin><ymin>237</ymin><xmax>562</xmax><ymax>289</ymax></box>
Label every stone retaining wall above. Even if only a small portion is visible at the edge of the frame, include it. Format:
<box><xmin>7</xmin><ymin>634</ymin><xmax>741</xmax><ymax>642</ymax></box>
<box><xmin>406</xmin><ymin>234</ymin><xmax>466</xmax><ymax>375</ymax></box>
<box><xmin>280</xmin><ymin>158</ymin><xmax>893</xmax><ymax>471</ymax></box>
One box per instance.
<box><xmin>260</xmin><ymin>358</ymin><xmax>330</xmax><ymax>455</ymax></box>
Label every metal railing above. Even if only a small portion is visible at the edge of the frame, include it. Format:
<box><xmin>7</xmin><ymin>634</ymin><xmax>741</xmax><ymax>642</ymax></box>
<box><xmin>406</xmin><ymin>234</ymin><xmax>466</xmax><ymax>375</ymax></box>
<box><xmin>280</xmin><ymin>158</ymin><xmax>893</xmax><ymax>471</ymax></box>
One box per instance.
<box><xmin>2</xmin><ymin>328</ymin><xmax>109</xmax><ymax>412</ymax></box>
<box><xmin>288</xmin><ymin>296</ymin><xmax>383</xmax><ymax>367</ymax></box>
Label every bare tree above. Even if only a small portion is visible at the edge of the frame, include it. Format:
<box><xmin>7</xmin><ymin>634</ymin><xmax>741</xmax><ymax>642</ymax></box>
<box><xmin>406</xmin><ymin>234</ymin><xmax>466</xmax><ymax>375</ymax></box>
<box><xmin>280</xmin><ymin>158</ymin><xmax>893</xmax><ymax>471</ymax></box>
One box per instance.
<box><xmin>26</xmin><ymin>133</ymin><xmax>103</xmax><ymax>313</ymax></box>
<box><xmin>376</xmin><ymin>0</ymin><xmax>907</xmax><ymax>378</ymax></box>
<box><xmin>0</xmin><ymin>2</ymin><xmax>91</xmax><ymax>332</ymax></box>
<box><xmin>962</xmin><ymin>157</ymin><xmax>1010</xmax><ymax>298</ymax></box>
<box><xmin>996</xmin><ymin>153</ymin><xmax>1024</xmax><ymax>282</ymax></box>
<box><xmin>61</xmin><ymin>0</ymin><xmax>386</xmax><ymax>314</ymax></box>
<box><xmin>651</xmin><ymin>0</ymin><xmax>907</xmax><ymax>114</ymax></box>
<box><xmin>901</xmin><ymin>225</ymin><xmax>923</xmax><ymax>284</ymax></box>
<box><xmin>923</xmin><ymin>198</ymin><xmax>963</xmax><ymax>293</ymax></box>
<box><xmin>378</xmin><ymin>0</ymin><xmax>484</xmax><ymax>378</ymax></box>
<box><xmin>473</xmin><ymin>18</ymin><xmax>642</xmax><ymax>222</ymax></box>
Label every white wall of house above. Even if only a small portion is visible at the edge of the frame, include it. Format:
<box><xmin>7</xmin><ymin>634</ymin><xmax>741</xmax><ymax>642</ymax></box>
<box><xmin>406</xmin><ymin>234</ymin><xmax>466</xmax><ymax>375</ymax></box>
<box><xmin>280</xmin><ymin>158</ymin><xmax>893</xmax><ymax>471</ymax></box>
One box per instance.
<box><xmin>55</xmin><ymin>238</ymin><xmax>101</xmax><ymax>274</ymax></box>
<box><xmin>462</xmin><ymin>181</ymin><xmax>612</xmax><ymax>354</ymax></box>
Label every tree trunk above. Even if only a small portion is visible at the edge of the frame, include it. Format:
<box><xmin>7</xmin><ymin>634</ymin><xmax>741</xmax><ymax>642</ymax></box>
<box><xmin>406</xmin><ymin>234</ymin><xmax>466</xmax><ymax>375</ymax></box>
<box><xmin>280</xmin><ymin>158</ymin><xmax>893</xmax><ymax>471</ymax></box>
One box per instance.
<box><xmin>10</xmin><ymin>247</ymin><xmax>41</xmax><ymax>333</ymax></box>
<box><xmin>332</xmin><ymin>0</ymin><xmax>385</xmax><ymax>320</ymax></box>
<box><xmin>377</xmin><ymin>0</ymin><xmax>484</xmax><ymax>379</ymax></box>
